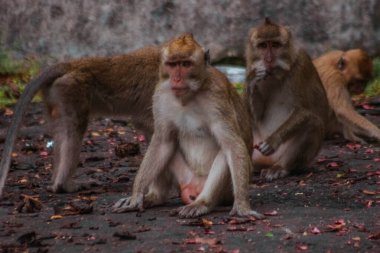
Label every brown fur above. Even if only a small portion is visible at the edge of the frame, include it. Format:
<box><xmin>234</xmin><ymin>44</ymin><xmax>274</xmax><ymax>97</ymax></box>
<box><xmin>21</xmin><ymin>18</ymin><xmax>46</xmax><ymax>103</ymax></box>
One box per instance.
<box><xmin>0</xmin><ymin>46</ymin><xmax>161</xmax><ymax>196</ymax></box>
<box><xmin>314</xmin><ymin>49</ymin><xmax>380</xmax><ymax>143</ymax></box>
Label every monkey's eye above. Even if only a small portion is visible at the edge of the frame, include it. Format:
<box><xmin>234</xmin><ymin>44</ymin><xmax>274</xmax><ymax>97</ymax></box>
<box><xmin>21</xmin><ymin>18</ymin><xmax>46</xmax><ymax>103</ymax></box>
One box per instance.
<box><xmin>257</xmin><ymin>42</ymin><xmax>267</xmax><ymax>49</ymax></box>
<box><xmin>271</xmin><ymin>42</ymin><xmax>282</xmax><ymax>48</ymax></box>
<box><xmin>165</xmin><ymin>62</ymin><xmax>178</xmax><ymax>68</ymax></box>
<box><xmin>181</xmin><ymin>61</ymin><xmax>193</xmax><ymax>68</ymax></box>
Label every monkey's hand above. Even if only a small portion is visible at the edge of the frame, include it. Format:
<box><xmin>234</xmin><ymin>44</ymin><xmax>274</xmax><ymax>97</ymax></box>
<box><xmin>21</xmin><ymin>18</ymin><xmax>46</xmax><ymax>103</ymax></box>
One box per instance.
<box><xmin>230</xmin><ymin>204</ymin><xmax>264</xmax><ymax>219</ymax></box>
<box><xmin>112</xmin><ymin>193</ymin><xmax>144</xmax><ymax>213</ymax></box>
<box><xmin>255</xmin><ymin>141</ymin><xmax>275</xmax><ymax>156</ymax></box>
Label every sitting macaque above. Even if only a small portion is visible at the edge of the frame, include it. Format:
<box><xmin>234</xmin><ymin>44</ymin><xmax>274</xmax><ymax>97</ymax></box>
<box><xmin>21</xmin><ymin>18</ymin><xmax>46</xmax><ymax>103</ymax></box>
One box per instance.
<box><xmin>113</xmin><ymin>33</ymin><xmax>263</xmax><ymax>219</ymax></box>
<box><xmin>244</xmin><ymin>18</ymin><xmax>329</xmax><ymax>180</ymax></box>
<box><xmin>313</xmin><ymin>49</ymin><xmax>380</xmax><ymax>143</ymax></box>
<box><xmin>0</xmin><ymin>46</ymin><xmax>161</xmax><ymax>196</ymax></box>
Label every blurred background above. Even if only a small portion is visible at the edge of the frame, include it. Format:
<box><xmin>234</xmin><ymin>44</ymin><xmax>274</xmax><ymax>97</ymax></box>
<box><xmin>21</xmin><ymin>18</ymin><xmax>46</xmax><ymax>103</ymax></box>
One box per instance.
<box><xmin>0</xmin><ymin>0</ymin><xmax>380</xmax><ymax>105</ymax></box>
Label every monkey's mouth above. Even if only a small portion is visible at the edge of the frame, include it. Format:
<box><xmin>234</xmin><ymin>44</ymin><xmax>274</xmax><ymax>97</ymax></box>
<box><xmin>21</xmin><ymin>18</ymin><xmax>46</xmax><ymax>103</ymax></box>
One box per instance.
<box><xmin>171</xmin><ymin>87</ymin><xmax>189</xmax><ymax>97</ymax></box>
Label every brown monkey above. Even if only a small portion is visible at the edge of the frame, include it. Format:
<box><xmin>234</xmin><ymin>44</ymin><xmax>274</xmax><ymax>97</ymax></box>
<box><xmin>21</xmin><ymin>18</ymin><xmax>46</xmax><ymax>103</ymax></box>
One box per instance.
<box><xmin>244</xmin><ymin>18</ymin><xmax>329</xmax><ymax>180</ymax></box>
<box><xmin>0</xmin><ymin>46</ymin><xmax>161</xmax><ymax>196</ymax></box>
<box><xmin>313</xmin><ymin>49</ymin><xmax>380</xmax><ymax>143</ymax></box>
<box><xmin>113</xmin><ymin>33</ymin><xmax>263</xmax><ymax>219</ymax></box>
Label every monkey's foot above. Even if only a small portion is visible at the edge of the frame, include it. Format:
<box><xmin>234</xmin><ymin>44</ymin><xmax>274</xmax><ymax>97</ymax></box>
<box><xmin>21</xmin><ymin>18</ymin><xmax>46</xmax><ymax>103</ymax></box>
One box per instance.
<box><xmin>47</xmin><ymin>179</ymin><xmax>100</xmax><ymax>193</ymax></box>
<box><xmin>230</xmin><ymin>205</ymin><xmax>264</xmax><ymax>219</ymax></box>
<box><xmin>260</xmin><ymin>165</ymin><xmax>289</xmax><ymax>181</ymax></box>
<box><xmin>112</xmin><ymin>193</ymin><xmax>144</xmax><ymax>213</ymax></box>
<box><xmin>143</xmin><ymin>192</ymin><xmax>165</xmax><ymax>208</ymax></box>
<box><xmin>177</xmin><ymin>202</ymin><xmax>211</xmax><ymax>218</ymax></box>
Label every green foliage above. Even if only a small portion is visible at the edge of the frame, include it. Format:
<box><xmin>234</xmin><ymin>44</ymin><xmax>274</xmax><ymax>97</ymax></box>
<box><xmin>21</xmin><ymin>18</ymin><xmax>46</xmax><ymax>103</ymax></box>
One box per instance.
<box><xmin>0</xmin><ymin>49</ymin><xmax>41</xmax><ymax>108</ymax></box>
<box><xmin>234</xmin><ymin>82</ymin><xmax>245</xmax><ymax>94</ymax></box>
<box><xmin>364</xmin><ymin>57</ymin><xmax>380</xmax><ymax>97</ymax></box>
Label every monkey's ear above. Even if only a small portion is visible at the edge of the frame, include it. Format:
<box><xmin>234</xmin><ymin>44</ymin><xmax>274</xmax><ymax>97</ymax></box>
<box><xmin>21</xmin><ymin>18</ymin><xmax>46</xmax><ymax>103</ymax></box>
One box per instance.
<box><xmin>337</xmin><ymin>57</ymin><xmax>346</xmax><ymax>70</ymax></box>
<box><xmin>204</xmin><ymin>49</ymin><xmax>211</xmax><ymax>65</ymax></box>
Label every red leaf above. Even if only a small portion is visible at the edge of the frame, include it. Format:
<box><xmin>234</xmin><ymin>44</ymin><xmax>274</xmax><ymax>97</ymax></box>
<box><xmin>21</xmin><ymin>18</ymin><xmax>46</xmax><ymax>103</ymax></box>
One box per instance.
<box><xmin>368</xmin><ymin>232</ymin><xmax>380</xmax><ymax>240</ymax></box>
<box><xmin>264</xmin><ymin>210</ymin><xmax>278</xmax><ymax>216</ymax></box>
<box><xmin>326</xmin><ymin>162</ymin><xmax>340</xmax><ymax>168</ymax></box>
<box><xmin>184</xmin><ymin>237</ymin><xmax>220</xmax><ymax>246</ymax></box>
<box><xmin>362</xmin><ymin>104</ymin><xmax>375</xmax><ymax>110</ymax></box>
<box><xmin>296</xmin><ymin>244</ymin><xmax>308</xmax><ymax>251</ymax></box>
<box><xmin>346</xmin><ymin>143</ymin><xmax>361</xmax><ymax>151</ymax></box>
<box><xmin>311</xmin><ymin>227</ymin><xmax>321</xmax><ymax>234</ymax></box>
<box><xmin>362</xmin><ymin>189</ymin><xmax>377</xmax><ymax>195</ymax></box>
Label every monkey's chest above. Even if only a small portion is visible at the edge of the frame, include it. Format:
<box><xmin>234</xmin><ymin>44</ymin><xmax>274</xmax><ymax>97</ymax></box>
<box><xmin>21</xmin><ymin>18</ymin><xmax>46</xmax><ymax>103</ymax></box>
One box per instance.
<box><xmin>175</xmin><ymin>113</ymin><xmax>219</xmax><ymax>175</ymax></box>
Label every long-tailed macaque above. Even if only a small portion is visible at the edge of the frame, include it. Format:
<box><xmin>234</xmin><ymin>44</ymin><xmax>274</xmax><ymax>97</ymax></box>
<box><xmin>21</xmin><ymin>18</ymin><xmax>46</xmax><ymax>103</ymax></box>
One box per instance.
<box><xmin>244</xmin><ymin>18</ymin><xmax>329</xmax><ymax>180</ymax></box>
<box><xmin>313</xmin><ymin>49</ymin><xmax>380</xmax><ymax>143</ymax></box>
<box><xmin>113</xmin><ymin>34</ymin><xmax>263</xmax><ymax>219</ymax></box>
<box><xmin>0</xmin><ymin>46</ymin><xmax>161</xmax><ymax>196</ymax></box>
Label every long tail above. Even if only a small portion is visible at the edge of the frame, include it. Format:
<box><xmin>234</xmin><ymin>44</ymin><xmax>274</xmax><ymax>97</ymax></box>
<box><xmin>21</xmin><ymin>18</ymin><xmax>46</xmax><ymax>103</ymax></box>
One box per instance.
<box><xmin>0</xmin><ymin>63</ymin><xmax>67</xmax><ymax>196</ymax></box>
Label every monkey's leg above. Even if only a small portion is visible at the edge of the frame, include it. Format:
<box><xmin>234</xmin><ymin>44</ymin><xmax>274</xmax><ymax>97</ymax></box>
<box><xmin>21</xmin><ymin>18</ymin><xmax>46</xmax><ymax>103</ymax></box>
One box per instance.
<box><xmin>45</xmin><ymin>79</ymin><xmax>92</xmax><ymax>193</ymax></box>
<box><xmin>177</xmin><ymin>152</ymin><xmax>230</xmax><ymax>218</ymax></box>
<box><xmin>261</xmin><ymin>126</ymin><xmax>323</xmax><ymax>181</ymax></box>
<box><xmin>143</xmin><ymin>170</ymin><xmax>173</xmax><ymax>208</ymax></box>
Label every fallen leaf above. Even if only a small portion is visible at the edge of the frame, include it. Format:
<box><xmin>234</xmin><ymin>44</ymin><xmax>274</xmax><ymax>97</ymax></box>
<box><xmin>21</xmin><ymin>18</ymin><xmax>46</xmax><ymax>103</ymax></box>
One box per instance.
<box><xmin>362</xmin><ymin>104</ymin><xmax>375</xmax><ymax>110</ymax></box>
<box><xmin>265</xmin><ymin>232</ymin><xmax>274</xmax><ymax>238</ymax></box>
<box><xmin>353</xmin><ymin>224</ymin><xmax>368</xmax><ymax>232</ymax></box>
<box><xmin>368</xmin><ymin>232</ymin><xmax>380</xmax><ymax>240</ymax></box>
<box><xmin>311</xmin><ymin>227</ymin><xmax>321</xmax><ymax>234</ymax></box>
<box><xmin>264</xmin><ymin>210</ymin><xmax>278</xmax><ymax>216</ymax></box>
<box><xmin>346</xmin><ymin>143</ymin><xmax>361</xmax><ymax>151</ymax></box>
<box><xmin>326</xmin><ymin>162</ymin><xmax>340</xmax><ymax>168</ymax></box>
<box><xmin>4</xmin><ymin>108</ymin><xmax>13</xmax><ymax>116</ymax></box>
<box><xmin>50</xmin><ymin>215</ymin><xmax>63</xmax><ymax>220</ymax></box>
<box><xmin>184</xmin><ymin>237</ymin><xmax>221</xmax><ymax>246</ymax></box>
<box><xmin>296</xmin><ymin>244</ymin><xmax>308</xmax><ymax>251</ymax></box>
<box><xmin>327</xmin><ymin>219</ymin><xmax>346</xmax><ymax>232</ymax></box>
<box><xmin>202</xmin><ymin>218</ymin><xmax>213</xmax><ymax>229</ymax></box>
<box><xmin>16</xmin><ymin>194</ymin><xmax>42</xmax><ymax>213</ymax></box>
<box><xmin>134</xmin><ymin>134</ymin><xmax>146</xmax><ymax>142</ymax></box>
<box><xmin>362</xmin><ymin>189</ymin><xmax>377</xmax><ymax>195</ymax></box>
<box><xmin>227</xmin><ymin>226</ymin><xmax>248</xmax><ymax>232</ymax></box>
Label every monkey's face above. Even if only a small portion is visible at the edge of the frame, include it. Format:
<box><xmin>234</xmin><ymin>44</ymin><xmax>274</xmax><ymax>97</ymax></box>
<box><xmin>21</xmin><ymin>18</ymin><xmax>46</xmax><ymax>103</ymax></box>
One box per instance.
<box><xmin>339</xmin><ymin>50</ymin><xmax>373</xmax><ymax>95</ymax></box>
<box><xmin>163</xmin><ymin>59</ymin><xmax>198</xmax><ymax>97</ymax></box>
<box><xmin>248</xmin><ymin>21</ymin><xmax>293</xmax><ymax>74</ymax></box>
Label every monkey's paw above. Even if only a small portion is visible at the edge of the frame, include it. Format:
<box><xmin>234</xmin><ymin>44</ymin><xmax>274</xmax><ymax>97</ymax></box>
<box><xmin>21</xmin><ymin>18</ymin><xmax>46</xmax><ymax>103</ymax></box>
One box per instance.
<box><xmin>230</xmin><ymin>206</ymin><xmax>264</xmax><ymax>219</ymax></box>
<box><xmin>112</xmin><ymin>193</ymin><xmax>144</xmax><ymax>213</ymax></box>
<box><xmin>260</xmin><ymin>166</ymin><xmax>289</xmax><ymax>181</ymax></box>
<box><xmin>177</xmin><ymin>203</ymin><xmax>211</xmax><ymax>218</ymax></box>
<box><xmin>256</xmin><ymin>141</ymin><xmax>275</xmax><ymax>156</ymax></box>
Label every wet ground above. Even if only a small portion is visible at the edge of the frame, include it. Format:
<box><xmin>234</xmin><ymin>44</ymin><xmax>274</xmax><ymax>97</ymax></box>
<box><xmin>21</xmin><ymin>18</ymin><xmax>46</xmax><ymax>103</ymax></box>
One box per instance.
<box><xmin>0</xmin><ymin>102</ymin><xmax>379</xmax><ymax>253</ymax></box>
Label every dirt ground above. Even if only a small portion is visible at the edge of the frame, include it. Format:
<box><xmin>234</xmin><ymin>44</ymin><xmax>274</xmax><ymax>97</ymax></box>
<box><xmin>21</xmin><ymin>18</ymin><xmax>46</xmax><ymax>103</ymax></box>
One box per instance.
<box><xmin>0</xmin><ymin>102</ymin><xmax>379</xmax><ymax>253</ymax></box>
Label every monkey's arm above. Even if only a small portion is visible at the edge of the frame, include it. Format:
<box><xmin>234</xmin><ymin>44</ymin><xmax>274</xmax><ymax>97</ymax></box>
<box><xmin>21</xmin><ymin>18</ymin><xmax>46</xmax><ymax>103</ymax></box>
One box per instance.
<box><xmin>329</xmin><ymin>86</ymin><xmax>380</xmax><ymax>142</ymax></box>
<box><xmin>261</xmin><ymin>107</ymin><xmax>319</xmax><ymax>155</ymax></box>
<box><xmin>112</xmin><ymin>130</ymin><xmax>176</xmax><ymax>212</ymax></box>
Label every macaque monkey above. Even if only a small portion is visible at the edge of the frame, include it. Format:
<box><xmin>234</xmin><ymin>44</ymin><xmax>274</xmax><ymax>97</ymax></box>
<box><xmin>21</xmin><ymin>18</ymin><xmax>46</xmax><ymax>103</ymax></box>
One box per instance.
<box><xmin>313</xmin><ymin>49</ymin><xmax>380</xmax><ymax>143</ymax></box>
<box><xmin>113</xmin><ymin>34</ymin><xmax>263</xmax><ymax>219</ymax></box>
<box><xmin>244</xmin><ymin>18</ymin><xmax>329</xmax><ymax>180</ymax></box>
<box><xmin>0</xmin><ymin>46</ymin><xmax>161</xmax><ymax>196</ymax></box>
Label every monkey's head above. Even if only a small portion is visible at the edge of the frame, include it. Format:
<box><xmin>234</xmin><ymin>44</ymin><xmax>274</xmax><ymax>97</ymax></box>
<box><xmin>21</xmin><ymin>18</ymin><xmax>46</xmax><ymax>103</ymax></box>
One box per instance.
<box><xmin>246</xmin><ymin>18</ymin><xmax>296</xmax><ymax>73</ymax></box>
<box><xmin>338</xmin><ymin>49</ymin><xmax>373</xmax><ymax>95</ymax></box>
<box><xmin>160</xmin><ymin>33</ymin><xmax>209</xmax><ymax>101</ymax></box>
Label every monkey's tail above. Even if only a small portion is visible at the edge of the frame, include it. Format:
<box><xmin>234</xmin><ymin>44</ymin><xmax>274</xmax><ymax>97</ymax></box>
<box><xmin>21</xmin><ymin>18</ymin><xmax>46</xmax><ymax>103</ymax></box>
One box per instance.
<box><xmin>0</xmin><ymin>63</ymin><xmax>68</xmax><ymax>197</ymax></box>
